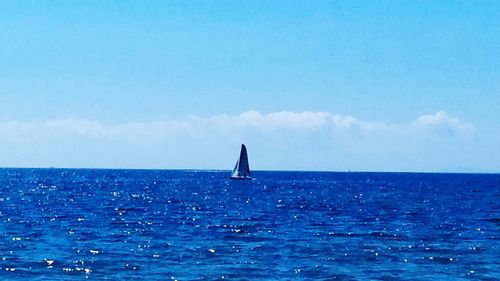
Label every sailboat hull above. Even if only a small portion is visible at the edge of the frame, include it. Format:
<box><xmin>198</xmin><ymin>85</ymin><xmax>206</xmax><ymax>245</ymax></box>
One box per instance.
<box><xmin>230</xmin><ymin>175</ymin><xmax>252</xmax><ymax>180</ymax></box>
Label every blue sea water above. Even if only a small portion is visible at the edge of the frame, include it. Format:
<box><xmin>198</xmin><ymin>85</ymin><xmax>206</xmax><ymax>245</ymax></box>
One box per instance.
<box><xmin>0</xmin><ymin>169</ymin><xmax>498</xmax><ymax>280</ymax></box>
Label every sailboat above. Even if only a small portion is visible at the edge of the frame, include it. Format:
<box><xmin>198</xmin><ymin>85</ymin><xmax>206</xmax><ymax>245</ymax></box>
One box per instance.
<box><xmin>230</xmin><ymin>144</ymin><xmax>252</xmax><ymax>179</ymax></box>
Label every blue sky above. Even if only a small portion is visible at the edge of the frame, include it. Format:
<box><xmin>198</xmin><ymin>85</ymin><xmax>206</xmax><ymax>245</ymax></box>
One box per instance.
<box><xmin>0</xmin><ymin>1</ymin><xmax>499</xmax><ymax>172</ymax></box>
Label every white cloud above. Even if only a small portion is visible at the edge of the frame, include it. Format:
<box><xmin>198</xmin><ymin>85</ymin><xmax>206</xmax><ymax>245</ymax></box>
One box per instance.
<box><xmin>0</xmin><ymin>110</ymin><xmax>481</xmax><ymax>170</ymax></box>
<box><xmin>0</xmin><ymin>110</ymin><xmax>475</xmax><ymax>141</ymax></box>
<box><xmin>329</xmin><ymin>111</ymin><xmax>475</xmax><ymax>136</ymax></box>
<box><xmin>331</xmin><ymin>115</ymin><xmax>390</xmax><ymax>132</ymax></box>
<box><xmin>208</xmin><ymin>110</ymin><xmax>332</xmax><ymax>131</ymax></box>
<box><xmin>109</xmin><ymin>120</ymin><xmax>196</xmax><ymax>142</ymax></box>
<box><xmin>0</xmin><ymin>111</ymin><xmax>475</xmax><ymax>142</ymax></box>
<box><xmin>415</xmin><ymin>111</ymin><xmax>475</xmax><ymax>136</ymax></box>
<box><xmin>47</xmin><ymin>119</ymin><xmax>106</xmax><ymax>137</ymax></box>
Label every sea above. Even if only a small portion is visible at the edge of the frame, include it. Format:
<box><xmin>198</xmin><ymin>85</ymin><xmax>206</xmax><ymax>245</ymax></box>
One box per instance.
<box><xmin>0</xmin><ymin>169</ymin><xmax>498</xmax><ymax>280</ymax></box>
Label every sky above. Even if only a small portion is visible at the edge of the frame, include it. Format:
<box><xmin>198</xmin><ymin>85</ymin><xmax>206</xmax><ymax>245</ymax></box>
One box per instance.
<box><xmin>0</xmin><ymin>1</ymin><xmax>499</xmax><ymax>172</ymax></box>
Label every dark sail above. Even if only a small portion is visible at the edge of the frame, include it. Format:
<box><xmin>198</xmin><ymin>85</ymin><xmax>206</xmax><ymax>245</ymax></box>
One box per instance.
<box><xmin>231</xmin><ymin>144</ymin><xmax>251</xmax><ymax>179</ymax></box>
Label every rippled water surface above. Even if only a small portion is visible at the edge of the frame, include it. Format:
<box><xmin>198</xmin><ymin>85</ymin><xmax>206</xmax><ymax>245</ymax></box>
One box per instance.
<box><xmin>0</xmin><ymin>169</ymin><xmax>499</xmax><ymax>280</ymax></box>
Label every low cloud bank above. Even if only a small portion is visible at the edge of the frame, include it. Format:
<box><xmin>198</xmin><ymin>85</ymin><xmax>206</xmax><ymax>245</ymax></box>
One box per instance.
<box><xmin>415</xmin><ymin>111</ymin><xmax>475</xmax><ymax>135</ymax></box>
<box><xmin>0</xmin><ymin>110</ymin><xmax>476</xmax><ymax>142</ymax></box>
<box><xmin>0</xmin><ymin>111</ymin><xmax>481</xmax><ymax>171</ymax></box>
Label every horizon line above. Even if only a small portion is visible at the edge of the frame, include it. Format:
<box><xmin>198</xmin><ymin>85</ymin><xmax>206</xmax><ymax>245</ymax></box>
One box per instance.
<box><xmin>0</xmin><ymin>166</ymin><xmax>498</xmax><ymax>175</ymax></box>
